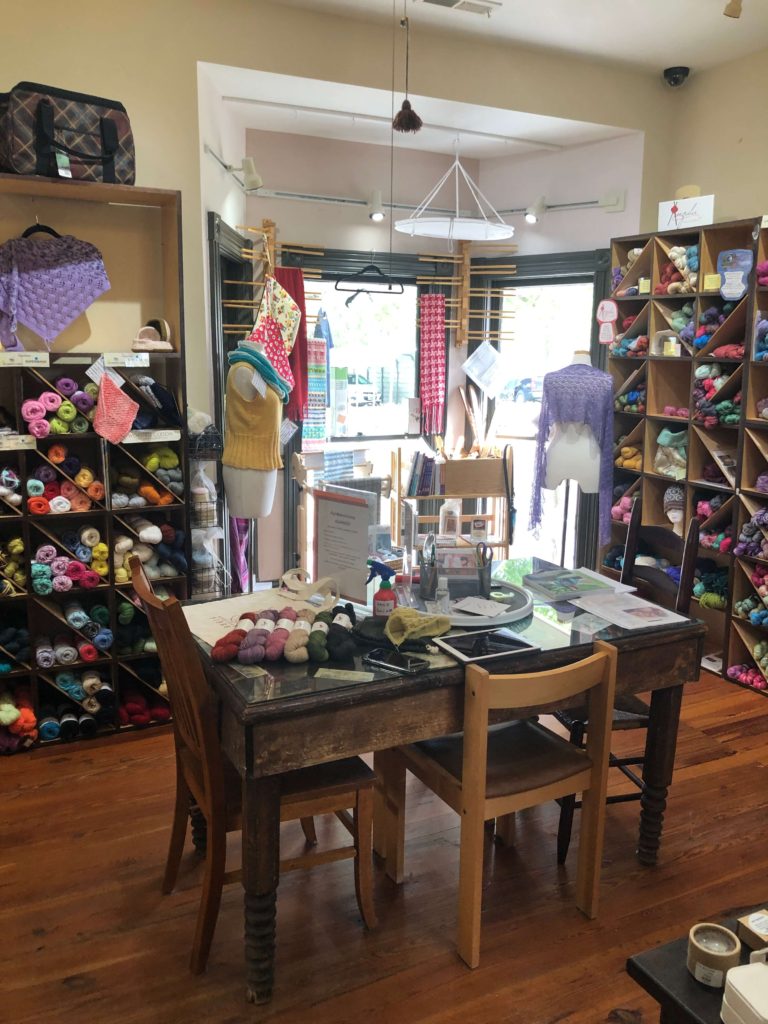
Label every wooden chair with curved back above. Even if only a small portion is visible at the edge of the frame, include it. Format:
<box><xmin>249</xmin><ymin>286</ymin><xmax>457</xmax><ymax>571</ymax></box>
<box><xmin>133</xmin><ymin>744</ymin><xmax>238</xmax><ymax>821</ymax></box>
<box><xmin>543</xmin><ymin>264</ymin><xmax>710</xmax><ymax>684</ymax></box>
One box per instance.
<box><xmin>129</xmin><ymin>555</ymin><xmax>377</xmax><ymax>974</ymax></box>
<box><xmin>554</xmin><ymin>500</ymin><xmax>700</xmax><ymax>863</ymax></box>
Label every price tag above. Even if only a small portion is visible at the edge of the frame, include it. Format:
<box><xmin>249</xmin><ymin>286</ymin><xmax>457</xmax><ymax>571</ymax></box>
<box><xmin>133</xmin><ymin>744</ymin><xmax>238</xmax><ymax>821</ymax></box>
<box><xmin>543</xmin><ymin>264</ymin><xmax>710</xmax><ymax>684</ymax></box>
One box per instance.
<box><xmin>86</xmin><ymin>355</ymin><xmax>124</xmax><ymax>389</ymax></box>
<box><xmin>104</xmin><ymin>352</ymin><xmax>150</xmax><ymax>368</ymax></box>
<box><xmin>123</xmin><ymin>429</ymin><xmax>181</xmax><ymax>444</ymax></box>
<box><xmin>280</xmin><ymin>418</ymin><xmax>299</xmax><ymax>447</ymax></box>
<box><xmin>0</xmin><ymin>434</ymin><xmax>36</xmax><ymax>451</ymax></box>
<box><xmin>0</xmin><ymin>351</ymin><xmax>50</xmax><ymax>367</ymax></box>
<box><xmin>251</xmin><ymin>370</ymin><xmax>267</xmax><ymax>398</ymax></box>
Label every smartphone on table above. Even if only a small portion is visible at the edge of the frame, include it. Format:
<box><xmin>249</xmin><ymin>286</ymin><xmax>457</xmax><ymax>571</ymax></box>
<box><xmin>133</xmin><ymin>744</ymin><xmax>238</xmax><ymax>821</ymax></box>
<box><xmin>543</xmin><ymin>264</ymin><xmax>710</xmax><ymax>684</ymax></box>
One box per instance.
<box><xmin>362</xmin><ymin>648</ymin><xmax>430</xmax><ymax>674</ymax></box>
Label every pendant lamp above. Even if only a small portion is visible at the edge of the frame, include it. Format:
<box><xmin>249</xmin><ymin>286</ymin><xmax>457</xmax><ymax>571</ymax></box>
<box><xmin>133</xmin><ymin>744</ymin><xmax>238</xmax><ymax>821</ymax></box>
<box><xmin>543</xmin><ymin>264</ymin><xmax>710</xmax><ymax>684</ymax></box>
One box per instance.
<box><xmin>393</xmin><ymin>15</ymin><xmax>423</xmax><ymax>133</ymax></box>
<box><xmin>395</xmin><ymin>149</ymin><xmax>515</xmax><ymax>241</ymax></box>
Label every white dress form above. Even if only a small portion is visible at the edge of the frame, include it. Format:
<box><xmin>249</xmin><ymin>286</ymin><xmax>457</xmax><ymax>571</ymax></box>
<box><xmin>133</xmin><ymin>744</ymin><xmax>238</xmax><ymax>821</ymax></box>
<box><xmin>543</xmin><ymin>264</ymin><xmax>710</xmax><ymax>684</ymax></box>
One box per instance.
<box><xmin>543</xmin><ymin>350</ymin><xmax>601</xmax><ymax>493</ymax></box>
<box><xmin>222</xmin><ymin>350</ymin><xmax>278</xmax><ymax>519</ymax></box>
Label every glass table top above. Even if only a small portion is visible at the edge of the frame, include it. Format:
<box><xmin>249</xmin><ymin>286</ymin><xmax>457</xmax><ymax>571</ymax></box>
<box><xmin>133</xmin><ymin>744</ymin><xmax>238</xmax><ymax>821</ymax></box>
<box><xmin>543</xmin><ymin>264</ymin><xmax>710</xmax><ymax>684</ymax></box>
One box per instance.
<box><xmin>200</xmin><ymin>557</ymin><xmax>697</xmax><ymax>708</ymax></box>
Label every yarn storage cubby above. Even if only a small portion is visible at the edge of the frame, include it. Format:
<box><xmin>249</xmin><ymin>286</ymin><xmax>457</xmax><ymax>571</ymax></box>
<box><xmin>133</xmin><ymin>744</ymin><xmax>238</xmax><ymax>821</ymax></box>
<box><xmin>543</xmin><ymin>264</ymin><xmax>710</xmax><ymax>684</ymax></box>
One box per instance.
<box><xmin>603</xmin><ymin>217</ymin><xmax>768</xmax><ymax>685</ymax></box>
<box><xmin>0</xmin><ymin>175</ymin><xmax>189</xmax><ymax>753</ymax></box>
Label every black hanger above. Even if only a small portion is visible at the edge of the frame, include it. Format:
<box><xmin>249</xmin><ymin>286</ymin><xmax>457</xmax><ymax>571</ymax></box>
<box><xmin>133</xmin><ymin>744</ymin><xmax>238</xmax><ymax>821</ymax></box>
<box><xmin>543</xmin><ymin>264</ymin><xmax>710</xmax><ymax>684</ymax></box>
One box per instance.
<box><xmin>335</xmin><ymin>263</ymin><xmax>403</xmax><ymax>295</ymax></box>
<box><xmin>21</xmin><ymin>220</ymin><xmax>61</xmax><ymax>239</ymax></box>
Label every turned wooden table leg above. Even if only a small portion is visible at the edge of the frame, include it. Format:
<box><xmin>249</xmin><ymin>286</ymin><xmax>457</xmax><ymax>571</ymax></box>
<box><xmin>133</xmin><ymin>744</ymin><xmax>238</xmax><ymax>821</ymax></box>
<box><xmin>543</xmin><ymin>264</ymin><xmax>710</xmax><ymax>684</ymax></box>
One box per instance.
<box><xmin>189</xmin><ymin>799</ymin><xmax>207</xmax><ymax>854</ymax></box>
<box><xmin>242</xmin><ymin>774</ymin><xmax>281</xmax><ymax>1005</ymax></box>
<box><xmin>638</xmin><ymin>684</ymin><xmax>683</xmax><ymax>867</ymax></box>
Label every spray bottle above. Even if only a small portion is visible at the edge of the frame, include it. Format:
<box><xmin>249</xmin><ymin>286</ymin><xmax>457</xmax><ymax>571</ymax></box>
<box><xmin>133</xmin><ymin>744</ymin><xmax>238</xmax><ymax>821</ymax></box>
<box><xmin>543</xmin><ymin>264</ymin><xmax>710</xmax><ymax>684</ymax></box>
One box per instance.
<box><xmin>366</xmin><ymin>559</ymin><xmax>398</xmax><ymax>618</ymax></box>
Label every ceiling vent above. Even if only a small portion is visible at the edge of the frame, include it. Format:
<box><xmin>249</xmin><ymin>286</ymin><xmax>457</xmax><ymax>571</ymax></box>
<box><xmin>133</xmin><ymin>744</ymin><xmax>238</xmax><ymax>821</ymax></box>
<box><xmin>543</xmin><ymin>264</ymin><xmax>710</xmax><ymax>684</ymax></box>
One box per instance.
<box><xmin>414</xmin><ymin>0</ymin><xmax>503</xmax><ymax>15</ymax></box>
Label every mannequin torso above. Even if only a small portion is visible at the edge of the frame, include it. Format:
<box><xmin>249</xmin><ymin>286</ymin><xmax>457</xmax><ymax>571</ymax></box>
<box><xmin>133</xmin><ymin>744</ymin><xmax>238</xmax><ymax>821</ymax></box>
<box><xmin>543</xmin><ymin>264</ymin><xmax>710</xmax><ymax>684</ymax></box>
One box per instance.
<box><xmin>223</xmin><ymin>357</ymin><xmax>278</xmax><ymax>519</ymax></box>
<box><xmin>542</xmin><ymin>350</ymin><xmax>600</xmax><ymax>493</ymax></box>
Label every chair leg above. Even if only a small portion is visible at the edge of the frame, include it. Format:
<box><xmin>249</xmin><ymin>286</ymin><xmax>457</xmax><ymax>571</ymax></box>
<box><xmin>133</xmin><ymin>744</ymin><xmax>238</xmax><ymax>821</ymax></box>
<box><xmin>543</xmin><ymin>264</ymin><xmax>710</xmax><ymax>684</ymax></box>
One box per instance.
<box><xmin>299</xmin><ymin>816</ymin><xmax>318</xmax><ymax>846</ymax></box>
<box><xmin>457</xmin><ymin>809</ymin><xmax>486</xmax><ymax>969</ymax></box>
<box><xmin>557</xmin><ymin>721</ymin><xmax>585</xmax><ymax>866</ymax></box>
<box><xmin>374</xmin><ymin>749</ymin><xmax>407</xmax><ymax>884</ymax></box>
<box><xmin>189</xmin><ymin>813</ymin><xmax>227</xmax><ymax>975</ymax></box>
<box><xmin>163</xmin><ymin>766</ymin><xmax>191</xmax><ymax>895</ymax></box>
<box><xmin>575</xmin><ymin>777</ymin><xmax>608</xmax><ymax>920</ymax></box>
<box><xmin>556</xmin><ymin>796</ymin><xmax>576</xmax><ymax>865</ymax></box>
<box><xmin>353</xmin><ymin>786</ymin><xmax>378</xmax><ymax>929</ymax></box>
<box><xmin>494</xmin><ymin>812</ymin><xmax>516</xmax><ymax>848</ymax></box>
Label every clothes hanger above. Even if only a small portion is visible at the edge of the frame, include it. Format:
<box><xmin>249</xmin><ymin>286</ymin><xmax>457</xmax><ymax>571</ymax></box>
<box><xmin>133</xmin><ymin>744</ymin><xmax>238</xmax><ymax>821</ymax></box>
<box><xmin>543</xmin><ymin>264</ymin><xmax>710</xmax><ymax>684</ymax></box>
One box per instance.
<box><xmin>334</xmin><ymin>263</ymin><xmax>404</xmax><ymax>295</ymax></box>
<box><xmin>21</xmin><ymin>216</ymin><xmax>61</xmax><ymax>239</ymax></box>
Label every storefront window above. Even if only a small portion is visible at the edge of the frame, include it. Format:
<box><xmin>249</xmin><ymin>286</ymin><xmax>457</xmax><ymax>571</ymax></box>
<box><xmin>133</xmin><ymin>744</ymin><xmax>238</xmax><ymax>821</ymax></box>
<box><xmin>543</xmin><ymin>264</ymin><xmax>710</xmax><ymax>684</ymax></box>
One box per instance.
<box><xmin>312</xmin><ymin>279</ymin><xmax>419</xmax><ymax>440</ymax></box>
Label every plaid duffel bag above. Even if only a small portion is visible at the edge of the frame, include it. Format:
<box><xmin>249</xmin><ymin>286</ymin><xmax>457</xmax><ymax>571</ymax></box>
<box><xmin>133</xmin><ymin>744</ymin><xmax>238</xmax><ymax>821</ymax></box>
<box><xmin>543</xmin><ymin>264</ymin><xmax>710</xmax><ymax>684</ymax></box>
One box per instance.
<box><xmin>0</xmin><ymin>81</ymin><xmax>135</xmax><ymax>184</ymax></box>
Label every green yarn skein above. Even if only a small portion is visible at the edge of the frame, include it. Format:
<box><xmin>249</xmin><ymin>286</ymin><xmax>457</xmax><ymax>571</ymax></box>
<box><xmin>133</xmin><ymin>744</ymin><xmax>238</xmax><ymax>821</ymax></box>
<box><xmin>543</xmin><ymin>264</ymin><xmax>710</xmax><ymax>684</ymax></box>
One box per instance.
<box><xmin>307</xmin><ymin>610</ymin><xmax>334</xmax><ymax>663</ymax></box>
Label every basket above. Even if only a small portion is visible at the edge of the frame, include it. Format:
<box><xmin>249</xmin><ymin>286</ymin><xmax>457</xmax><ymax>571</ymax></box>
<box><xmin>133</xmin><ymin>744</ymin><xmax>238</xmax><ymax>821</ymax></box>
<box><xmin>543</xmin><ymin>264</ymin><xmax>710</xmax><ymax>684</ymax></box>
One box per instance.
<box><xmin>188</xmin><ymin>427</ymin><xmax>224</xmax><ymax>462</ymax></box>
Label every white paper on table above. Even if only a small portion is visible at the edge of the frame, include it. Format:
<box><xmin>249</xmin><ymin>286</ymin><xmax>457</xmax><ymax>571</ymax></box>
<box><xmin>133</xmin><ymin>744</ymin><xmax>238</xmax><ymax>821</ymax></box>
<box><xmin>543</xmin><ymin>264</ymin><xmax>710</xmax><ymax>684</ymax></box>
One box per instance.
<box><xmin>569</xmin><ymin>592</ymin><xmax>687</xmax><ymax>630</ymax></box>
<box><xmin>451</xmin><ymin>596</ymin><xmax>507</xmax><ymax>618</ymax></box>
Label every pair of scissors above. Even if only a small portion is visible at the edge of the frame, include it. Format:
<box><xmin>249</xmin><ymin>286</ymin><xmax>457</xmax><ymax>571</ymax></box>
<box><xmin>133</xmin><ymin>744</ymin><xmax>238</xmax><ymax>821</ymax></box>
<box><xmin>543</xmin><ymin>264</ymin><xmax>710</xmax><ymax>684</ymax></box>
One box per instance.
<box><xmin>423</xmin><ymin>533</ymin><xmax>436</xmax><ymax>567</ymax></box>
<box><xmin>476</xmin><ymin>542</ymin><xmax>493</xmax><ymax>566</ymax></box>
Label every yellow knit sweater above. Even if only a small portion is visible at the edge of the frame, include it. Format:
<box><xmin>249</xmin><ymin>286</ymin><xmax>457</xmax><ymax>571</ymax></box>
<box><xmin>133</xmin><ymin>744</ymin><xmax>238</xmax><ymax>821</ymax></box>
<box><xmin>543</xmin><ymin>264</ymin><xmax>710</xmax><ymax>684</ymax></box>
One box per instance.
<box><xmin>222</xmin><ymin>366</ymin><xmax>283</xmax><ymax>471</ymax></box>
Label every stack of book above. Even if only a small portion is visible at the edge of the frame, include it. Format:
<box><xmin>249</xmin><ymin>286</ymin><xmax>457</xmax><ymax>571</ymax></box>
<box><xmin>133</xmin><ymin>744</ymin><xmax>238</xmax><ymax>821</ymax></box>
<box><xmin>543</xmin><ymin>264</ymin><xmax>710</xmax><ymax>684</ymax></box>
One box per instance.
<box><xmin>405</xmin><ymin>453</ymin><xmax>446</xmax><ymax>497</ymax></box>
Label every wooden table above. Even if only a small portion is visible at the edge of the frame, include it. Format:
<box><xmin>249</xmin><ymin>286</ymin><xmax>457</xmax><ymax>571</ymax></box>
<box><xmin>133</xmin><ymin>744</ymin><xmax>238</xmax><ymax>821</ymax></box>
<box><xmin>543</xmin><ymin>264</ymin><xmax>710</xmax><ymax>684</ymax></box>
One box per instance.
<box><xmin>627</xmin><ymin>914</ymin><xmax>752</xmax><ymax>1023</ymax></box>
<box><xmin>200</xmin><ymin>562</ymin><xmax>706</xmax><ymax>1005</ymax></box>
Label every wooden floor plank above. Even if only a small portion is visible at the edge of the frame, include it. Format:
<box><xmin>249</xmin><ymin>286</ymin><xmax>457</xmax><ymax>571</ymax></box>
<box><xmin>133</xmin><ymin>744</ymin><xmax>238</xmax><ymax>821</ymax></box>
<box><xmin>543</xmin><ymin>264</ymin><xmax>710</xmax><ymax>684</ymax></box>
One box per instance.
<box><xmin>2</xmin><ymin>673</ymin><xmax>767</xmax><ymax>1023</ymax></box>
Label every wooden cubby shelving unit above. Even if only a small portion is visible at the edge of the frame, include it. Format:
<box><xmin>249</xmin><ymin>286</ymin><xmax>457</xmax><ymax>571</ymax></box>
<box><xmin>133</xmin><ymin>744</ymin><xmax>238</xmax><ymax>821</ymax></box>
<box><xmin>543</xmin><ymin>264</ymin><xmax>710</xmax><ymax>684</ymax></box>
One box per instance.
<box><xmin>603</xmin><ymin>217</ymin><xmax>768</xmax><ymax>689</ymax></box>
<box><xmin>0</xmin><ymin>175</ymin><xmax>189</xmax><ymax>750</ymax></box>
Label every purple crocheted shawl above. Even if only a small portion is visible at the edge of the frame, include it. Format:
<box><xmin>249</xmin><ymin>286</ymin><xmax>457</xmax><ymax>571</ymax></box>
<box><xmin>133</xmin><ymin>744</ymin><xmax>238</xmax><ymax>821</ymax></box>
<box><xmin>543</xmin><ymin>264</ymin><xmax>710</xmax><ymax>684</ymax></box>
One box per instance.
<box><xmin>529</xmin><ymin>363</ymin><xmax>614</xmax><ymax>545</ymax></box>
<box><xmin>0</xmin><ymin>235</ymin><xmax>110</xmax><ymax>351</ymax></box>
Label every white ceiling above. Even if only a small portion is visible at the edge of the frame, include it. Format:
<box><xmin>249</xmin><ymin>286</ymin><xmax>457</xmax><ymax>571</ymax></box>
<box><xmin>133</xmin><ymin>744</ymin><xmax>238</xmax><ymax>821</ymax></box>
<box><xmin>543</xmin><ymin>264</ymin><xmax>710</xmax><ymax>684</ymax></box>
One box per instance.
<box><xmin>280</xmin><ymin>0</ymin><xmax>768</xmax><ymax>73</ymax></box>
<box><xmin>204</xmin><ymin>64</ymin><xmax>634</xmax><ymax>159</ymax></box>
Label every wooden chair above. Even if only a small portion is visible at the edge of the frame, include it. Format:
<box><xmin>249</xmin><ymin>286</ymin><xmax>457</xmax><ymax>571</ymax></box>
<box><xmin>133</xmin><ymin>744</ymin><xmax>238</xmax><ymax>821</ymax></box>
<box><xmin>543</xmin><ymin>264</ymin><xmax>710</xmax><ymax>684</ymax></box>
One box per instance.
<box><xmin>376</xmin><ymin>640</ymin><xmax>617</xmax><ymax>968</ymax></box>
<box><xmin>129</xmin><ymin>556</ymin><xmax>377</xmax><ymax>974</ymax></box>
<box><xmin>555</xmin><ymin>503</ymin><xmax>699</xmax><ymax>863</ymax></box>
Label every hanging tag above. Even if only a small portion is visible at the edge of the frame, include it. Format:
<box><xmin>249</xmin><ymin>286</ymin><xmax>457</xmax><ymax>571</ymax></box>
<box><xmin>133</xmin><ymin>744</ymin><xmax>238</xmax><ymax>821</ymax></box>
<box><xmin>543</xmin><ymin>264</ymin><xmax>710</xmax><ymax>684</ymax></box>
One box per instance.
<box><xmin>251</xmin><ymin>370</ymin><xmax>267</xmax><ymax>398</ymax></box>
<box><xmin>280</xmin><ymin>418</ymin><xmax>299</xmax><ymax>447</ymax></box>
<box><xmin>86</xmin><ymin>355</ymin><xmax>125</xmax><ymax>389</ymax></box>
<box><xmin>55</xmin><ymin>152</ymin><xmax>72</xmax><ymax>179</ymax></box>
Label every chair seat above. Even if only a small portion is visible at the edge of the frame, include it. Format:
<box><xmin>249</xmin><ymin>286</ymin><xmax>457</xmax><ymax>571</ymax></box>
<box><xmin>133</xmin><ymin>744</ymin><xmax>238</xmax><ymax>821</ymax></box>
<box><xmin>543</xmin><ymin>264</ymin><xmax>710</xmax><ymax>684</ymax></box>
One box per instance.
<box><xmin>556</xmin><ymin>692</ymin><xmax>650</xmax><ymax>732</ymax></box>
<box><xmin>413</xmin><ymin>720</ymin><xmax>591</xmax><ymax>799</ymax></box>
<box><xmin>281</xmin><ymin>757</ymin><xmax>376</xmax><ymax>801</ymax></box>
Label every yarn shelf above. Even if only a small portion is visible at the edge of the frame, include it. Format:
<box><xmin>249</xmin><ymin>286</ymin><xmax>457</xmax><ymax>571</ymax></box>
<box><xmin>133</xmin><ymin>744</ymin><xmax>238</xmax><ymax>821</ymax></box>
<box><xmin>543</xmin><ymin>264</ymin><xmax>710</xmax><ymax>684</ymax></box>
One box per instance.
<box><xmin>0</xmin><ymin>175</ymin><xmax>190</xmax><ymax>752</ymax></box>
<box><xmin>603</xmin><ymin>217</ymin><xmax>768</xmax><ymax>682</ymax></box>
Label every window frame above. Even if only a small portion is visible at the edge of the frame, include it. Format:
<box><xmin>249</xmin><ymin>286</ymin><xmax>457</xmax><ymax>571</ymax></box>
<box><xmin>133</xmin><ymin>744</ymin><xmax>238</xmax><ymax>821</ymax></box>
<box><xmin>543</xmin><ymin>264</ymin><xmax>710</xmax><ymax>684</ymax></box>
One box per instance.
<box><xmin>279</xmin><ymin>246</ymin><xmax>455</xmax><ymax>444</ymax></box>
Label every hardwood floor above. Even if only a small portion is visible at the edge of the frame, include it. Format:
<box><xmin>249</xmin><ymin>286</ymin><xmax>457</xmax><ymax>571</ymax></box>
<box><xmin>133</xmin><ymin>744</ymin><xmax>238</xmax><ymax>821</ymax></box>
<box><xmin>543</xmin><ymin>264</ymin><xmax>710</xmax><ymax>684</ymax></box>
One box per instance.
<box><xmin>3</xmin><ymin>673</ymin><xmax>768</xmax><ymax>1023</ymax></box>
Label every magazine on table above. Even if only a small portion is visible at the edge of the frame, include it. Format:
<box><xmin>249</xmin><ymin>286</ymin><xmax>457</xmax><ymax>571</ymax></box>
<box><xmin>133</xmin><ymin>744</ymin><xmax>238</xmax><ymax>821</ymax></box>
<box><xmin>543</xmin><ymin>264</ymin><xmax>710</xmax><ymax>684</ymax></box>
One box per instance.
<box><xmin>568</xmin><ymin>591</ymin><xmax>687</xmax><ymax>630</ymax></box>
<box><xmin>522</xmin><ymin>566</ymin><xmax>634</xmax><ymax>601</ymax></box>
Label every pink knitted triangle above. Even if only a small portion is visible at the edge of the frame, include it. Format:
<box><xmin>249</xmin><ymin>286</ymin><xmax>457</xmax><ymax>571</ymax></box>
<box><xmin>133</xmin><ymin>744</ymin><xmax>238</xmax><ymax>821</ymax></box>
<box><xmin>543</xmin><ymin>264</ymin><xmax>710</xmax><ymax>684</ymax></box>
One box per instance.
<box><xmin>93</xmin><ymin>374</ymin><xmax>139</xmax><ymax>444</ymax></box>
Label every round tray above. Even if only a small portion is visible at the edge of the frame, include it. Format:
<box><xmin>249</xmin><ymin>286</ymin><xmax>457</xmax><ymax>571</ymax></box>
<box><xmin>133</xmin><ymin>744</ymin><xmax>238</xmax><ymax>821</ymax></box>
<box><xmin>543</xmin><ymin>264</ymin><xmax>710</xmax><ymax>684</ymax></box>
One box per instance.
<box><xmin>411</xmin><ymin>581</ymin><xmax>533</xmax><ymax>628</ymax></box>
<box><xmin>448</xmin><ymin>581</ymin><xmax>533</xmax><ymax>628</ymax></box>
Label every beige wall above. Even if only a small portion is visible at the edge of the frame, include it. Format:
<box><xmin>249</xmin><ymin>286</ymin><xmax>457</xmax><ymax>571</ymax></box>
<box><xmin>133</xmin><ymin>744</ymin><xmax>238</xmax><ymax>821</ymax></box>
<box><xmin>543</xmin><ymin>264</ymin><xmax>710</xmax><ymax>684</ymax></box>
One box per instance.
<box><xmin>1</xmin><ymin>0</ymin><xmax>677</xmax><ymax>412</ymax></box>
<box><xmin>673</xmin><ymin>49</ymin><xmax>766</xmax><ymax>222</ymax></box>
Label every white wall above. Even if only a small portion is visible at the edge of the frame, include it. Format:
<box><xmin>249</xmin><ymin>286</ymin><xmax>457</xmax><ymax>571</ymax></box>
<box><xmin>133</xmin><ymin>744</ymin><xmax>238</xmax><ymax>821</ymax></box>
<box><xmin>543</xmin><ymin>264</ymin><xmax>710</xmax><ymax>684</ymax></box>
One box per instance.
<box><xmin>244</xmin><ymin>129</ymin><xmax>480</xmax><ymax>254</ymax></box>
<box><xmin>479</xmin><ymin>133</ymin><xmax>645</xmax><ymax>255</ymax></box>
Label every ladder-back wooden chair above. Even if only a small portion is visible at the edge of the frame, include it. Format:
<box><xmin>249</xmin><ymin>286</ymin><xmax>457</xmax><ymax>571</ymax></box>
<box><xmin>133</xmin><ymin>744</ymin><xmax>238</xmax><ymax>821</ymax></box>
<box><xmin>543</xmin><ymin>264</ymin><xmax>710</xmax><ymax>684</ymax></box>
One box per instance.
<box><xmin>129</xmin><ymin>556</ymin><xmax>377</xmax><ymax>974</ymax></box>
<box><xmin>555</xmin><ymin>503</ymin><xmax>699</xmax><ymax>863</ymax></box>
<box><xmin>376</xmin><ymin>640</ymin><xmax>617</xmax><ymax>968</ymax></box>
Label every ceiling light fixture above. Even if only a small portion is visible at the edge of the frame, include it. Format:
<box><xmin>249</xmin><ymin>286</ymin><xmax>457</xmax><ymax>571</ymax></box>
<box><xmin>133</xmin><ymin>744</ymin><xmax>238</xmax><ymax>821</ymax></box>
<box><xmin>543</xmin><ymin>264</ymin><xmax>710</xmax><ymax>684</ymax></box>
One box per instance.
<box><xmin>524</xmin><ymin>196</ymin><xmax>546</xmax><ymax>224</ymax></box>
<box><xmin>724</xmin><ymin>0</ymin><xmax>742</xmax><ymax>16</ymax></box>
<box><xmin>393</xmin><ymin>12</ymin><xmax>423</xmax><ymax>133</ymax></box>
<box><xmin>368</xmin><ymin>189</ymin><xmax>386</xmax><ymax>222</ymax></box>
<box><xmin>395</xmin><ymin>145</ymin><xmax>514</xmax><ymax>241</ymax></box>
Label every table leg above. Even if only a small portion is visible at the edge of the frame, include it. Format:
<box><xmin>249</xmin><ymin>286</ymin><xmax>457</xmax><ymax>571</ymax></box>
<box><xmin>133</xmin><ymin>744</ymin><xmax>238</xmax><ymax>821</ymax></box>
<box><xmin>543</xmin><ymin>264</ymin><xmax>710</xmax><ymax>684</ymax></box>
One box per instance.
<box><xmin>242</xmin><ymin>774</ymin><xmax>281</xmax><ymax>1005</ymax></box>
<box><xmin>638</xmin><ymin>684</ymin><xmax>683</xmax><ymax>867</ymax></box>
<box><xmin>373</xmin><ymin>749</ymin><xmax>406</xmax><ymax>884</ymax></box>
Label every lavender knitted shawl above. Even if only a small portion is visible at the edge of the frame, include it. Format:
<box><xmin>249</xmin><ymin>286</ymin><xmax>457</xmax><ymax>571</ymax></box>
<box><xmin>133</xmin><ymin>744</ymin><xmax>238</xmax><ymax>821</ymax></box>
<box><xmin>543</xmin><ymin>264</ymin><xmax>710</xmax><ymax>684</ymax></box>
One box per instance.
<box><xmin>0</xmin><ymin>235</ymin><xmax>110</xmax><ymax>351</ymax></box>
<box><xmin>529</xmin><ymin>363</ymin><xmax>614</xmax><ymax>545</ymax></box>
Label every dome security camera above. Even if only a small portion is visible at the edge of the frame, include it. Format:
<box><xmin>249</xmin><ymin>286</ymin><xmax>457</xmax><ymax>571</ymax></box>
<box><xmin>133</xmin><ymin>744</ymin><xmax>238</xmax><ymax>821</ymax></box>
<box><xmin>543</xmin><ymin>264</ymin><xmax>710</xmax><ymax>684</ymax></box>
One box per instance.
<box><xmin>663</xmin><ymin>66</ymin><xmax>690</xmax><ymax>87</ymax></box>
